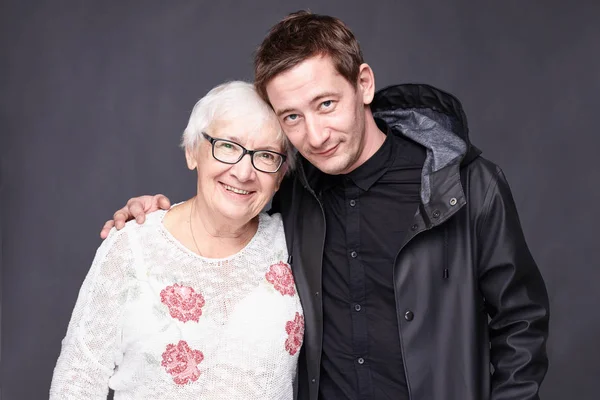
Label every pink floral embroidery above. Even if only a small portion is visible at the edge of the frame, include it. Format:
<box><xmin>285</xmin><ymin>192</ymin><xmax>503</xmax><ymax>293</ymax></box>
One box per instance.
<box><xmin>161</xmin><ymin>340</ymin><xmax>204</xmax><ymax>385</ymax></box>
<box><xmin>285</xmin><ymin>312</ymin><xmax>304</xmax><ymax>355</ymax></box>
<box><xmin>265</xmin><ymin>261</ymin><xmax>296</xmax><ymax>296</ymax></box>
<box><xmin>160</xmin><ymin>284</ymin><xmax>205</xmax><ymax>323</ymax></box>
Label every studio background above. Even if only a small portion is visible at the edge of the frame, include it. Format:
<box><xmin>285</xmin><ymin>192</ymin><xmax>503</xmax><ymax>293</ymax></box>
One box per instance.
<box><xmin>1</xmin><ymin>1</ymin><xmax>599</xmax><ymax>399</ymax></box>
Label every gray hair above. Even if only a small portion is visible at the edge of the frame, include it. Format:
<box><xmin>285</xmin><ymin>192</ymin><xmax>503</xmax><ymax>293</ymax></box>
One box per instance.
<box><xmin>181</xmin><ymin>81</ymin><xmax>296</xmax><ymax>171</ymax></box>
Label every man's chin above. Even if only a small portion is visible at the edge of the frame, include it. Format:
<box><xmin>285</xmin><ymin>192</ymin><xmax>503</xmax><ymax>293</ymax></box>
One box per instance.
<box><xmin>310</xmin><ymin>158</ymin><xmax>350</xmax><ymax>175</ymax></box>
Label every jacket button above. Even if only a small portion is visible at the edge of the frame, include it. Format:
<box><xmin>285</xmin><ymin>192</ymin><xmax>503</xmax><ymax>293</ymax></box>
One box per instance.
<box><xmin>350</xmin><ymin>199</ymin><xmax>356</xmax><ymax>207</ymax></box>
<box><xmin>411</xmin><ymin>224</ymin><xmax>418</xmax><ymax>231</ymax></box>
<box><xmin>357</xmin><ymin>357</ymin><xmax>365</xmax><ymax>365</ymax></box>
<box><xmin>404</xmin><ymin>310</ymin><xmax>414</xmax><ymax>321</ymax></box>
<box><xmin>432</xmin><ymin>210</ymin><xmax>441</xmax><ymax>218</ymax></box>
<box><xmin>311</xmin><ymin>378</ymin><xmax>316</xmax><ymax>383</ymax></box>
<box><xmin>354</xmin><ymin>304</ymin><xmax>362</xmax><ymax>312</ymax></box>
<box><xmin>449</xmin><ymin>197</ymin><xmax>457</xmax><ymax>206</ymax></box>
<box><xmin>350</xmin><ymin>251</ymin><xmax>357</xmax><ymax>258</ymax></box>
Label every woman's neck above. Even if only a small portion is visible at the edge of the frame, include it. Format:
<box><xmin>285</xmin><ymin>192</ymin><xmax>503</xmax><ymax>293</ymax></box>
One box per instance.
<box><xmin>188</xmin><ymin>197</ymin><xmax>258</xmax><ymax>258</ymax></box>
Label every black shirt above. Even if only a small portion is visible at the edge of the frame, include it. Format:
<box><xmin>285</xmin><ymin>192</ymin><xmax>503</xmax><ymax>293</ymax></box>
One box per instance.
<box><xmin>318</xmin><ymin>120</ymin><xmax>426</xmax><ymax>400</ymax></box>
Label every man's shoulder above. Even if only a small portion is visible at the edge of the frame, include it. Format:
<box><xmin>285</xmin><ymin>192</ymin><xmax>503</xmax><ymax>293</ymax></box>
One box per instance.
<box><xmin>461</xmin><ymin>155</ymin><xmax>520</xmax><ymax>213</ymax></box>
<box><xmin>463</xmin><ymin>155</ymin><xmax>502</xmax><ymax>183</ymax></box>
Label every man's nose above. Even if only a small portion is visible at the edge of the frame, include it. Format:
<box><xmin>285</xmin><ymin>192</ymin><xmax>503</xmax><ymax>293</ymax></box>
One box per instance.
<box><xmin>305</xmin><ymin>116</ymin><xmax>330</xmax><ymax>149</ymax></box>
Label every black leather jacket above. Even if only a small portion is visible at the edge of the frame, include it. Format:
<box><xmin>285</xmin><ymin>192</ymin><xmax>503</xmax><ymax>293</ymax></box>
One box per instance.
<box><xmin>271</xmin><ymin>84</ymin><xmax>549</xmax><ymax>400</ymax></box>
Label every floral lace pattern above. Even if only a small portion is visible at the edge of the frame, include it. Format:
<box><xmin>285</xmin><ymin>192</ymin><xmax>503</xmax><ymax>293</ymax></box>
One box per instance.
<box><xmin>285</xmin><ymin>312</ymin><xmax>304</xmax><ymax>355</ymax></box>
<box><xmin>160</xmin><ymin>283</ymin><xmax>205</xmax><ymax>323</ymax></box>
<box><xmin>265</xmin><ymin>261</ymin><xmax>296</xmax><ymax>296</ymax></box>
<box><xmin>161</xmin><ymin>340</ymin><xmax>204</xmax><ymax>385</ymax></box>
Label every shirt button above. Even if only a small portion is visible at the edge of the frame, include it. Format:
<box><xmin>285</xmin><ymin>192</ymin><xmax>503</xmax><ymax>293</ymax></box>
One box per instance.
<box><xmin>350</xmin><ymin>199</ymin><xmax>356</xmax><ymax>207</ymax></box>
<box><xmin>315</xmin><ymin>291</ymin><xmax>320</xmax><ymax>296</ymax></box>
<box><xmin>357</xmin><ymin>357</ymin><xmax>365</xmax><ymax>365</ymax></box>
<box><xmin>411</xmin><ymin>224</ymin><xmax>418</xmax><ymax>231</ymax></box>
<box><xmin>404</xmin><ymin>310</ymin><xmax>414</xmax><ymax>321</ymax></box>
<box><xmin>311</xmin><ymin>378</ymin><xmax>316</xmax><ymax>383</ymax></box>
<box><xmin>350</xmin><ymin>251</ymin><xmax>357</xmax><ymax>258</ymax></box>
<box><xmin>354</xmin><ymin>304</ymin><xmax>362</xmax><ymax>312</ymax></box>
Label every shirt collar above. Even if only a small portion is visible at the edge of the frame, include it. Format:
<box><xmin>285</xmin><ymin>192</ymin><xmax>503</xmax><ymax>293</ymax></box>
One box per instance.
<box><xmin>321</xmin><ymin>118</ymin><xmax>394</xmax><ymax>192</ymax></box>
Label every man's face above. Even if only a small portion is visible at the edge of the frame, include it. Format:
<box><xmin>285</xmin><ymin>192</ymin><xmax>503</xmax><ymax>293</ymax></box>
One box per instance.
<box><xmin>266</xmin><ymin>55</ymin><xmax>373</xmax><ymax>175</ymax></box>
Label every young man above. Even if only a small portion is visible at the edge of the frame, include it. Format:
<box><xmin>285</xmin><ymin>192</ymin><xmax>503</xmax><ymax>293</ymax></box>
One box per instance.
<box><xmin>102</xmin><ymin>11</ymin><xmax>549</xmax><ymax>400</ymax></box>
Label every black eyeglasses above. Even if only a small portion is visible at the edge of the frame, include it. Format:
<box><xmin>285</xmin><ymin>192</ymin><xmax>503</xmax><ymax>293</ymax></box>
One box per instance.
<box><xmin>201</xmin><ymin>132</ymin><xmax>287</xmax><ymax>173</ymax></box>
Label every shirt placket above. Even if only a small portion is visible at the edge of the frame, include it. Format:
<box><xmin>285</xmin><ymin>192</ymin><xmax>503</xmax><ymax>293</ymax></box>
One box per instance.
<box><xmin>344</xmin><ymin>179</ymin><xmax>372</xmax><ymax>399</ymax></box>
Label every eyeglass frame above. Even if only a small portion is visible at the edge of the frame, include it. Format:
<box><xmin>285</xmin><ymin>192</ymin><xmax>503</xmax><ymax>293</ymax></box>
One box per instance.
<box><xmin>201</xmin><ymin>132</ymin><xmax>287</xmax><ymax>173</ymax></box>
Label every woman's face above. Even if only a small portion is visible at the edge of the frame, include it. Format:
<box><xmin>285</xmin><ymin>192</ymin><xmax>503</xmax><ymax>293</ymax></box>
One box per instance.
<box><xmin>186</xmin><ymin>116</ymin><xmax>285</xmax><ymax>225</ymax></box>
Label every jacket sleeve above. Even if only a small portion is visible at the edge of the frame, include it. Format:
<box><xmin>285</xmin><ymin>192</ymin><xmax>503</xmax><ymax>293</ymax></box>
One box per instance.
<box><xmin>477</xmin><ymin>167</ymin><xmax>550</xmax><ymax>400</ymax></box>
<box><xmin>49</xmin><ymin>229</ymin><xmax>134</xmax><ymax>399</ymax></box>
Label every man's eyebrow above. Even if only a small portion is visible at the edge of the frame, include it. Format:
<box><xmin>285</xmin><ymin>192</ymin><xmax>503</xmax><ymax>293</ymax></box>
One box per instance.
<box><xmin>310</xmin><ymin>92</ymin><xmax>338</xmax><ymax>104</ymax></box>
<box><xmin>275</xmin><ymin>107</ymin><xmax>296</xmax><ymax>117</ymax></box>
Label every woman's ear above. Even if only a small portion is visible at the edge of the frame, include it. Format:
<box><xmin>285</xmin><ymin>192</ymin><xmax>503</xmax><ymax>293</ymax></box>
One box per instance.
<box><xmin>185</xmin><ymin>147</ymin><xmax>197</xmax><ymax>170</ymax></box>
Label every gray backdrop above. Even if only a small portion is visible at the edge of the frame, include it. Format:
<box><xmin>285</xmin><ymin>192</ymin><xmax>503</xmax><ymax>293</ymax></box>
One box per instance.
<box><xmin>1</xmin><ymin>1</ymin><xmax>599</xmax><ymax>399</ymax></box>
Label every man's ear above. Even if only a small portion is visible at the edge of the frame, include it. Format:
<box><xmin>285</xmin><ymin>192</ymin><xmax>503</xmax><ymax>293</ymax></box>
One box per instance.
<box><xmin>185</xmin><ymin>147</ymin><xmax>197</xmax><ymax>170</ymax></box>
<box><xmin>357</xmin><ymin>63</ymin><xmax>375</xmax><ymax>105</ymax></box>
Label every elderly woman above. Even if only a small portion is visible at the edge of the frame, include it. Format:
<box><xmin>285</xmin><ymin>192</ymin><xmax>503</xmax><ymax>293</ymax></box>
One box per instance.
<box><xmin>50</xmin><ymin>81</ymin><xmax>303</xmax><ymax>399</ymax></box>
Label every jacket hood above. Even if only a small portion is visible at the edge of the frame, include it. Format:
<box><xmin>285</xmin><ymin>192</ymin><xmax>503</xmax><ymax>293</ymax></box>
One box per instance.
<box><xmin>371</xmin><ymin>83</ymin><xmax>481</xmax><ymax>204</ymax></box>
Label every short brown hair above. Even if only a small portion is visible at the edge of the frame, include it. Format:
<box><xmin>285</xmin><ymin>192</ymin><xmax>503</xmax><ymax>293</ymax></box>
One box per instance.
<box><xmin>254</xmin><ymin>11</ymin><xmax>364</xmax><ymax>102</ymax></box>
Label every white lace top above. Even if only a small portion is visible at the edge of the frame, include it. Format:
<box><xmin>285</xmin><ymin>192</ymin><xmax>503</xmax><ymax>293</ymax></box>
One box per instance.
<box><xmin>50</xmin><ymin>210</ymin><xmax>303</xmax><ymax>400</ymax></box>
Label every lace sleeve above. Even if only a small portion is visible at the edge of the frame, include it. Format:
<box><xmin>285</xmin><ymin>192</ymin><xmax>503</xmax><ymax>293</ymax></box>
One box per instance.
<box><xmin>49</xmin><ymin>228</ymin><xmax>135</xmax><ymax>399</ymax></box>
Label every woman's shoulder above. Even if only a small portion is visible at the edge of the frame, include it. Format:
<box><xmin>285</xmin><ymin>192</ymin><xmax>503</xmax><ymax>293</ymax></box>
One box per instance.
<box><xmin>258</xmin><ymin>211</ymin><xmax>283</xmax><ymax>232</ymax></box>
<box><xmin>122</xmin><ymin>209</ymin><xmax>167</xmax><ymax>231</ymax></box>
<box><xmin>102</xmin><ymin>209</ymin><xmax>166</xmax><ymax>247</ymax></box>
<box><xmin>253</xmin><ymin>212</ymin><xmax>286</xmax><ymax>250</ymax></box>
